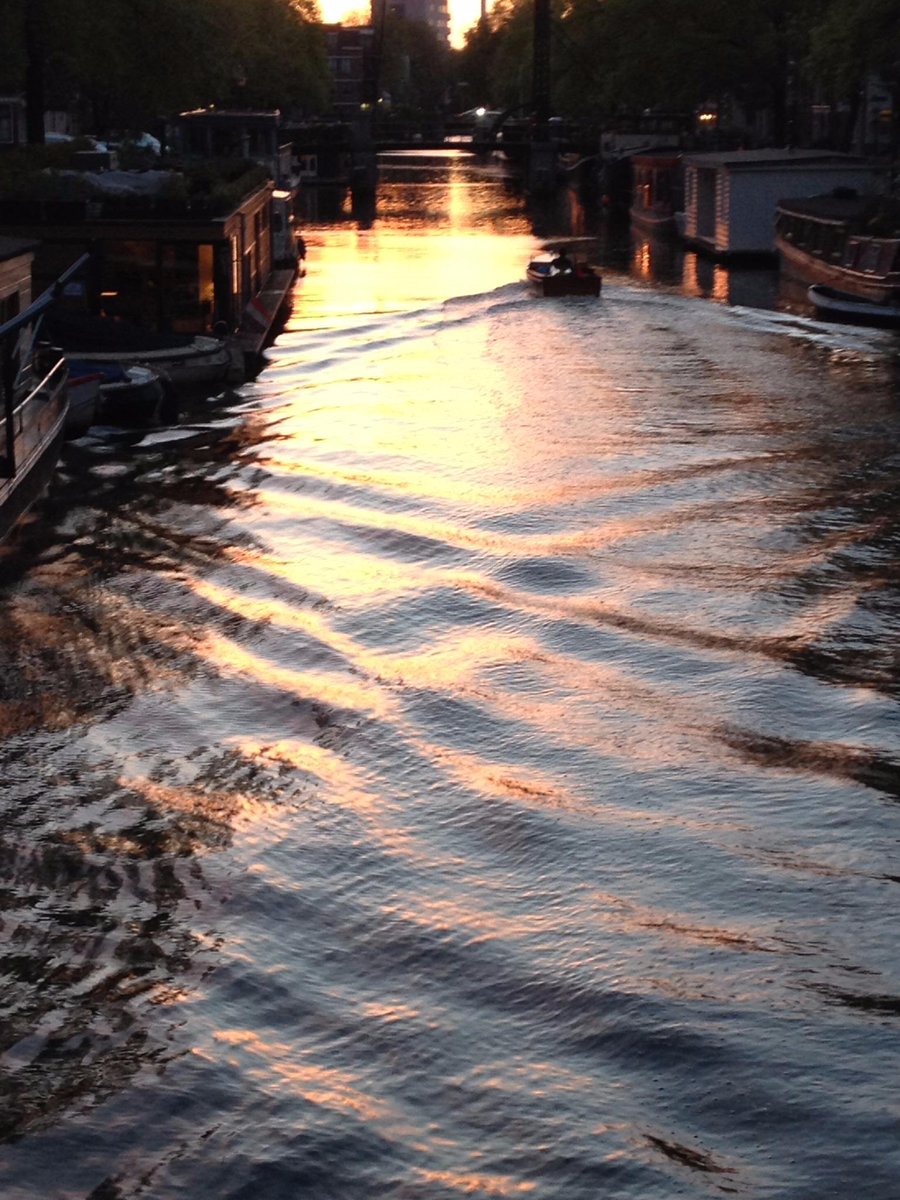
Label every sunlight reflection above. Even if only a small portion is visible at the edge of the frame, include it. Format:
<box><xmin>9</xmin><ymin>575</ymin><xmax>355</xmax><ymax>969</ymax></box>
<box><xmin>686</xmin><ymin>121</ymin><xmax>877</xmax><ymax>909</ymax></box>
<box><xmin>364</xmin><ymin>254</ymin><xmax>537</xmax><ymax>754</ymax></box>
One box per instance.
<box><xmin>196</xmin><ymin>630</ymin><xmax>389</xmax><ymax>719</ymax></box>
<box><xmin>412</xmin><ymin>1168</ymin><xmax>537</xmax><ymax>1196</ymax></box>
<box><xmin>211</xmin><ymin>1029</ymin><xmax>393</xmax><ymax>1124</ymax></box>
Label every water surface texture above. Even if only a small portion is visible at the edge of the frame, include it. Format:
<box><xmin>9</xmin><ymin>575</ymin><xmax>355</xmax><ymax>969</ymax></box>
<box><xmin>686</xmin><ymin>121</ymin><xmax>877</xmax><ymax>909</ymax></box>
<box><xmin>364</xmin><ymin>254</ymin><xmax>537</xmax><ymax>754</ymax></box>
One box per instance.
<box><xmin>1</xmin><ymin>152</ymin><xmax>898</xmax><ymax>1200</ymax></box>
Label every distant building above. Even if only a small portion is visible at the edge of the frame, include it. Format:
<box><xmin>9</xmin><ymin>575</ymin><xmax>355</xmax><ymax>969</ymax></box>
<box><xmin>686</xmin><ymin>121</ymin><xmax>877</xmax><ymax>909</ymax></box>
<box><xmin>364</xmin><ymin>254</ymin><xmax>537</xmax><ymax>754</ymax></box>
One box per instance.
<box><xmin>324</xmin><ymin>24</ymin><xmax>377</xmax><ymax>115</ymax></box>
<box><xmin>379</xmin><ymin>0</ymin><xmax>449</xmax><ymax>48</ymax></box>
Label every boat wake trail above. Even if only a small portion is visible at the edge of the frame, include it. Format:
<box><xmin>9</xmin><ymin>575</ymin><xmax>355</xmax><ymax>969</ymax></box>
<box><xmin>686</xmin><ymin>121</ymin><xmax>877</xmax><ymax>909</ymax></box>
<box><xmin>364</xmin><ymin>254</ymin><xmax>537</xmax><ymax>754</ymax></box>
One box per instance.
<box><xmin>1</xmin><ymin>245</ymin><xmax>898</xmax><ymax>1200</ymax></box>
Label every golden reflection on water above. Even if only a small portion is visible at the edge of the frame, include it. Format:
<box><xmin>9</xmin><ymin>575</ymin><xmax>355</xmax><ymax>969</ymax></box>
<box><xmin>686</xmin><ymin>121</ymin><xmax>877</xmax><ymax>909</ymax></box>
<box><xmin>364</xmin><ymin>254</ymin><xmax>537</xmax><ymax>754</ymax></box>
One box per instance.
<box><xmin>210</xmin><ymin>1029</ymin><xmax>393</xmax><ymax>1123</ymax></box>
<box><xmin>297</xmin><ymin>151</ymin><xmax>537</xmax><ymax>320</ymax></box>
<box><xmin>412</xmin><ymin>1168</ymin><xmax>538</xmax><ymax>1197</ymax></box>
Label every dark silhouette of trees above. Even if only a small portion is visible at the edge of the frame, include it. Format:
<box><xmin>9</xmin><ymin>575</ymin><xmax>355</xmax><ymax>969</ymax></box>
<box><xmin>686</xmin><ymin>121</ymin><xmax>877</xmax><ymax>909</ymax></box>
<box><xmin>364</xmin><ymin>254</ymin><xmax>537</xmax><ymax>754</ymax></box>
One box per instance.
<box><xmin>2</xmin><ymin>0</ymin><xmax>329</xmax><ymax>141</ymax></box>
<box><xmin>452</xmin><ymin>0</ymin><xmax>897</xmax><ymax>152</ymax></box>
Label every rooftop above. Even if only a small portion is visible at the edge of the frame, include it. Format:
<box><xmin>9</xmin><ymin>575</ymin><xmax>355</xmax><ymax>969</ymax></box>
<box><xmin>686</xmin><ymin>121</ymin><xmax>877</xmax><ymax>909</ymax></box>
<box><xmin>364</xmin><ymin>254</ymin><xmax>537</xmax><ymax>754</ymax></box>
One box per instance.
<box><xmin>684</xmin><ymin>148</ymin><xmax>871</xmax><ymax>170</ymax></box>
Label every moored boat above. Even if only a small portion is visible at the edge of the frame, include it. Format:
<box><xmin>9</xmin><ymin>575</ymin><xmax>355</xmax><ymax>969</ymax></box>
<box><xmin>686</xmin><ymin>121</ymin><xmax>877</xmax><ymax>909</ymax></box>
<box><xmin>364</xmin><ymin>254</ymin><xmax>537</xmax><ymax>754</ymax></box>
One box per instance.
<box><xmin>526</xmin><ymin>253</ymin><xmax>602</xmax><ymax>296</ymax></box>
<box><xmin>44</xmin><ymin>308</ymin><xmax>239</xmax><ymax>390</ymax></box>
<box><xmin>808</xmin><ymin>284</ymin><xmax>900</xmax><ymax>330</ymax></box>
<box><xmin>67</xmin><ymin>359</ymin><xmax>173</xmax><ymax>427</ymax></box>
<box><xmin>775</xmin><ymin>193</ymin><xmax>900</xmax><ymax>305</ymax></box>
<box><xmin>0</xmin><ymin>240</ymin><xmax>73</xmax><ymax>540</ymax></box>
<box><xmin>65</xmin><ymin>365</ymin><xmax>104</xmax><ymax>434</ymax></box>
<box><xmin>629</xmin><ymin>149</ymin><xmax>682</xmax><ymax>236</ymax></box>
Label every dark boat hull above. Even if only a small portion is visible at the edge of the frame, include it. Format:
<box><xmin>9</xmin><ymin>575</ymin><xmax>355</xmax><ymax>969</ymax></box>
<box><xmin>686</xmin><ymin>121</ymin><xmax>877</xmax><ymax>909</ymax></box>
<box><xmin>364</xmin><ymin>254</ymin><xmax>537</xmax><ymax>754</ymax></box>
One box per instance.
<box><xmin>70</xmin><ymin>361</ymin><xmax>171</xmax><ymax>427</ymax></box>
<box><xmin>0</xmin><ymin>366</ymin><xmax>69</xmax><ymax>542</ymax></box>
<box><xmin>526</xmin><ymin>263</ymin><xmax>602</xmax><ymax>297</ymax></box>
<box><xmin>778</xmin><ymin>237</ymin><xmax>899</xmax><ymax>305</ymax></box>
<box><xmin>808</xmin><ymin>285</ymin><xmax>900</xmax><ymax>330</ymax></box>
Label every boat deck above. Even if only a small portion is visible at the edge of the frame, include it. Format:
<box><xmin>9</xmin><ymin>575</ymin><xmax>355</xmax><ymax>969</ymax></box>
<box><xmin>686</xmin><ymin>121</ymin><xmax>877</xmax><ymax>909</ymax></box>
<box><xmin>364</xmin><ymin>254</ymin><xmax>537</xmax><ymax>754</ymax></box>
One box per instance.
<box><xmin>233</xmin><ymin>268</ymin><xmax>298</xmax><ymax>360</ymax></box>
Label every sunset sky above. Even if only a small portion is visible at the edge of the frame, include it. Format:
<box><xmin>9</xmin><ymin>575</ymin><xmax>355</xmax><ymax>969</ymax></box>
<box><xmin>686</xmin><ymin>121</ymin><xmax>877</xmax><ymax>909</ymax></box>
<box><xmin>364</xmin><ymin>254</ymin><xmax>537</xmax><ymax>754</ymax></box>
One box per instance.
<box><xmin>318</xmin><ymin>0</ymin><xmax>485</xmax><ymax>48</ymax></box>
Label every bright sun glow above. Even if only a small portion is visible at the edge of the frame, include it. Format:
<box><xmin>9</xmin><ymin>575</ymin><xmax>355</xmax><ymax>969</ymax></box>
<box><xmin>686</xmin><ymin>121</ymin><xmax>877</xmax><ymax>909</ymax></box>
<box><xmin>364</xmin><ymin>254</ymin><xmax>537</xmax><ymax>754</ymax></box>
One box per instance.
<box><xmin>317</xmin><ymin>0</ymin><xmax>485</xmax><ymax>48</ymax></box>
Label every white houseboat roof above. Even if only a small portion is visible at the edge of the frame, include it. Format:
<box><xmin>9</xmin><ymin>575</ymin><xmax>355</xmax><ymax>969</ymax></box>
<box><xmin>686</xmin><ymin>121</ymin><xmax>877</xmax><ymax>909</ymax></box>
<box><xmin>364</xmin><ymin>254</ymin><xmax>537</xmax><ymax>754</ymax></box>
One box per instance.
<box><xmin>683</xmin><ymin>148</ymin><xmax>870</xmax><ymax>171</ymax></box>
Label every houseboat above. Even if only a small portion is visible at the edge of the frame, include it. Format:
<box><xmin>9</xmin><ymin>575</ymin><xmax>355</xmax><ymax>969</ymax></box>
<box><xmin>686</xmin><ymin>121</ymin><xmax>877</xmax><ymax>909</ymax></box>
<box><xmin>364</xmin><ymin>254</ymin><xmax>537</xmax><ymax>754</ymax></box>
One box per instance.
<box><xmin>0</xmin><ymin>131</ymin><xmax>301</xmax><ymax>379</ymax></box>
<box><xmin>0</xmin><ymin>238</ymin><xmax>71</xmax><ymax>541</ymax></box>
<box><xmin>167</xmin><ymin>107</ymin><xmax>299</xmax><ymax>192</ymax></box>
<box><xmin>681</xmin><ymin>149</ymin><xmax>882</xmax><ymax>257</ymax></box>
<box><xmin>774</xmin><ymin>193</ymin><xmax>900</xmax><ymax>305</ymax></box>
<box><xmin>629</xmin><ymin>150</ymin><xmax>683</xmax><ymax>235</ymax></box>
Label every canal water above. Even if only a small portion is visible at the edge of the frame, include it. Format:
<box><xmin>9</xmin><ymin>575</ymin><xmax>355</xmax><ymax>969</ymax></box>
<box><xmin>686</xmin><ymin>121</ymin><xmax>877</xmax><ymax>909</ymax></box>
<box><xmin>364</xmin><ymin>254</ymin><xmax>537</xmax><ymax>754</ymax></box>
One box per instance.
<box><xmin>0</xmin><ymin>150</ymin><xmax>898</xmax><ymax>1199</ymax></box>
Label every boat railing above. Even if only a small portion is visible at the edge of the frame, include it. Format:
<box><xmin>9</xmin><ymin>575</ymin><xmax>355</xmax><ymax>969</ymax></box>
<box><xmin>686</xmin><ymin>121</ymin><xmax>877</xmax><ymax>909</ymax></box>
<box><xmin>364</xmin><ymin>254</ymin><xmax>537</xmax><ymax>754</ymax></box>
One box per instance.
<box><xmin>0</xmin><ymin>354</ymin><xmax>67</xmax><ymax>479</ymax></box>
<box><xmin>0</xmin><ymin>253</ymin><xmax>88</xmax><ymax>479</ymax></box>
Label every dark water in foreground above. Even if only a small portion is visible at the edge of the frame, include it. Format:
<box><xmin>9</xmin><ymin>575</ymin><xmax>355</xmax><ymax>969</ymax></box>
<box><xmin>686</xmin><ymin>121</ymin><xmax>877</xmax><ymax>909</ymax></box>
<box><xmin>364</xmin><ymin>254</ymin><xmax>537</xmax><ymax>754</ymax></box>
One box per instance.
<box><xmin>0</xmin><ymin>153</ymin><xmax>898</xmax><ymax>1199</ymax></box>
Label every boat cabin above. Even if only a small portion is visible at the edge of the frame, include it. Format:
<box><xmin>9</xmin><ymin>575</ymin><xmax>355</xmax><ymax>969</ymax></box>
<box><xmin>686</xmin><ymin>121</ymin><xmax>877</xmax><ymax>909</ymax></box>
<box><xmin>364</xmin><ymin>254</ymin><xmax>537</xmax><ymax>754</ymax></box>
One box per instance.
<box><xmin>169</xmin><ymin>108</ymin><xmax>296</xmax><ymax>191</ymax></box>
<box><xmin>775</xmin><ymin>193</ymin><xmax>900</xmax><ymax>303</ymax></box>
<box><xmin>630</xmin><ymin>150</ymin><xmax>683</xmax><ymax>233</ymax></box>
<box><xmin>0</xmin><ymin>180</ymin><xmax>280</xmax><ymax>337</ymax></box>
<box><xmin>681</xmin><ymin>149</ymin><xmax>883</xmax><ymax>256</ymax></box>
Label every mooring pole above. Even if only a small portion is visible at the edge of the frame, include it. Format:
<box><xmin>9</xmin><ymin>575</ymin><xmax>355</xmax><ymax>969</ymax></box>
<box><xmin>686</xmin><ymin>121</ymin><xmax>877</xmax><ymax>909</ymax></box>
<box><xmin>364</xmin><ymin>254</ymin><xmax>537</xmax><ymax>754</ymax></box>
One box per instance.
<box><xmin>532</xmin><ymin>0</ymin><xmax>551</xmax><ymax>131</ymax></box>
<box><xmin>528</xmin><ymin>0</ymin><xmax>555</xmax><ymax>192</ymax></box>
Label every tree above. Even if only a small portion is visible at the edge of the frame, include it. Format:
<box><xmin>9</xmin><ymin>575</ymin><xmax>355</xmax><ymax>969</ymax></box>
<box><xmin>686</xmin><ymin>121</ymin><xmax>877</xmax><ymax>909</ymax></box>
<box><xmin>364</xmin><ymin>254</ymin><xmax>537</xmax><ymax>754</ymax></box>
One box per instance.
<box><xmin>378</xmin><ymin>12</ymin><xmax>450</xmax><ymax>114</ymax></box>
<box><xmin>0</xmin><ymin>0</ymin><xmax>329</xmax><ymax>139</ymax></box>
<box><xmin>810</xmin><ymin>0</ymin><xmax>900</xmax><ymax>151</ymax></box>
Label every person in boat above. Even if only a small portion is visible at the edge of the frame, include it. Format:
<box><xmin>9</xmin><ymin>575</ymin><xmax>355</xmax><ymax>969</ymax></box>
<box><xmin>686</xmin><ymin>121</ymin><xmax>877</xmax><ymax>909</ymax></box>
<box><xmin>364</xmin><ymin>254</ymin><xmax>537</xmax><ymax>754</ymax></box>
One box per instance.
<box><xmin>552</xmin><ymin>249</ymin><xmax>573</xmax><ymax>274</ymax></box>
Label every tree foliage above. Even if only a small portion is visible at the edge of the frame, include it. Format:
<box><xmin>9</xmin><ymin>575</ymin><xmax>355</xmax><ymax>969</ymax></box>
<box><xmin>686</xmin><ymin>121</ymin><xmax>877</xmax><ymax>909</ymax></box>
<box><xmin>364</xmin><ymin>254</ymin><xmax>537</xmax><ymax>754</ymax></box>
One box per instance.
<box><xmin>378</xmin><ymin>13</ymin><xmax>451</xmax><ymax>113</ymax></box>
<box><xmin>810</xmin><ymin>0</ymin><xmax>900</xmax><ymax>95</ymax></box>
<box><xmin>2</xmin><ymin>0</ymin><xmax>330</xmax><ymax>138</ymax></box>
<box><xmin>453</xmin><ymin>0</ymin><xmax>895</xmax><ymax>146</ymax></box>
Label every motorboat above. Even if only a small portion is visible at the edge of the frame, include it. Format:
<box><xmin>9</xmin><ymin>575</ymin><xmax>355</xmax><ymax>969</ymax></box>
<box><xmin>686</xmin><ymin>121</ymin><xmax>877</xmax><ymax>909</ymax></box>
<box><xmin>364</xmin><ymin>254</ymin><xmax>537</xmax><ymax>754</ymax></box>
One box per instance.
<box><xmin>808</xmin><ymin>284</ymin><xmax>900</xmax><ymax>330</ymax></box>
<box><xmin>526</xmin><ymin>254</ymin><xmax>602</xmax><ymax>296</ymax></box>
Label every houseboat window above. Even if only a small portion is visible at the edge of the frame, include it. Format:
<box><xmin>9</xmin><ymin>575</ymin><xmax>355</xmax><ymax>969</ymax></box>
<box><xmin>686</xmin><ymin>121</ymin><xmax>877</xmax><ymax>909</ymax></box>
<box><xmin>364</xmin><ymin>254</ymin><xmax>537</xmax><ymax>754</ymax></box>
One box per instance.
<box><xmin>231</xmin><ymin>235</ymin><xmax>240</xmax><ymax>298</ymax></box>
<box><xmin>877</xmin><ymin>242</ymin><xmax>899</xmax><ymax>275</ymax></box>
<box><xmin>160</xmin><ymin>242</ymin><xmax>216</xmax><ymax>334</ymax></box>
<box><xmin>102</xmin><ymin>240</ymin><xmax>157</xmax><ymax>326</ymax></box>
<box><xmin>212</xmin><ymin>126</ymin><xmax>245</xmax><ymax>157</ymax></box>
<box><xmin>858</xmin><ymin>242</ymin><xmax>881</xmax><ymax>273</ymax></box>
<box><xmin>199</xmin><ymin>244</ymin><xmax>215</xmax><ymax>324</ymax></box>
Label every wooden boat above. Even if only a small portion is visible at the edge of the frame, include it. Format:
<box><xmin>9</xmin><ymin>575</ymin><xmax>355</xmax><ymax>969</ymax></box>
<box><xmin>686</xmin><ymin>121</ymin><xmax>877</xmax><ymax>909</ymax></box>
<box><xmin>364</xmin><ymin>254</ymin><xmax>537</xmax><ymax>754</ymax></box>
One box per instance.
<box><xmin>775</xmin><ymin>194</ymin><xmax>900</xmax><ymax>305</ymax></box>
<box><xmin>0</xmin><ymin>243</ymin><xmax>75</xmax><ymax>540</ymax></box>
<box><xmin>808</xmin><ymin>284</ymin><xmax>900</xmax><ymax>330</ymax></box>
<box><xmin>526</xmin><ymin>254</ymin><xmax>602</xmax><ymax>296</ymax></box>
